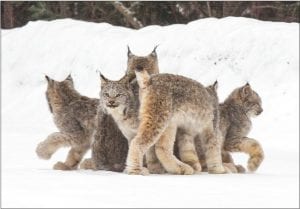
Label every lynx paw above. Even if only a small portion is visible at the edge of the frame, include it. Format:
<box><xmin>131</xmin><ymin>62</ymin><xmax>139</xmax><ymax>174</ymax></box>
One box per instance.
<box><xmin>173</xmin><ymin>162</ymin><xmax>194</xmax><ymax>175</ymax></box>
<box><xmin>53</xmin><ymin>161</ymin><xmax>73</xmax><ymax>170</ymax></box>
<box><xmin>147</xmin><ymin>162</ymin><xmax>166</xmax><ymax>174</ymax></box>
<box><xmin>208</xmin><ymin>164</ymin><xmax>227</xmax><ymax>174</ymax></box>
<box><xmin>247</xmin><ymin>156</ymin><xmax>263</xmax><ymax>172</ymax></box>
<box><xmin>236</xmin><ymin>165</ymin><xmax>246</xmax><ymax>173</ymax></box>
<box><xmin>36</xmin><ymin>143</ymin><xmax>53</xmax><ymax>160</ymax></box>
<box><xmin>223</xmin><ymin>163</ymin><xmax>238</xmax><ymax>173</ymax></box>
<box><xmin>191</xmin><ymin>163</ymin><xmax>202</xmax><ymax>174</ymax></box>
<box><xmin>80</xmin><ymin>158</ymin><xmax>95</xmax><ymax>170</ymax></box>
<box><xmin>125</xmin><ymin>166</ymin><xmax>150</xmax><ymax>175</ymax></box>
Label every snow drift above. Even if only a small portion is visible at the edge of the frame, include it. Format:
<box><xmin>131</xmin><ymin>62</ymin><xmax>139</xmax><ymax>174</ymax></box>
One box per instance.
<box><xmin>2</xmin><ymin>17</ymin><xmax>299</xmax><ymax>207</ymax></box>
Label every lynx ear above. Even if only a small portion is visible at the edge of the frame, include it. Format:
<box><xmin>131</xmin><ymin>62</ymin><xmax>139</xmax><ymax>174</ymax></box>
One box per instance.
<box><xmin>213</xmin><ymin>80</ymin><xmax>218</xmax><ymax>91</ymax></box>
<box><xmin>100</xmin><ymin>73</ymin><xmax>109</xmax><ymax>85</ymax></box>
<box><xmin>150</xmin><ymin>45</ymin><xmax>159</xmax><ymax>57</ymax></box>
<box><xmin>45</xmin><ymin>75</ymin><xmax>54</xmax><ymax>85</ymax></box>
<box><xmin>45</xmin><ymin>75</ymin><xmax>50</xmax><ymax>82</ymax></box>
<box><xmin>241</xmin><ymin>83</ymin><xmax>252</xmax><ymax>97</ymax></box>
<box><xmin>66</xmin><ymin>74</ymin><xmax>73</xmax><ymax>82</ymax></box>
<box><xmin>127</xmin><ymin>45</ymin><xmax>133</xmax><ymax>57</ymax></box>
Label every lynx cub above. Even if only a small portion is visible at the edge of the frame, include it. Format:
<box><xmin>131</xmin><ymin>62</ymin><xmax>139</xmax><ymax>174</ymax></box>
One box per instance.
<box><xmin>126</xmin><ymin>69</ymin><xmax>227</xmax><ymax>175</ymax></box>
<box><xmin>36</xmin><ymin>75</ymin><xmax>98</xmax><ymax>170</ymax></box>
<box><xmin>196</xmin><ymin>82</ymin><xmax>264</xmax><ymax>172</ymax></box>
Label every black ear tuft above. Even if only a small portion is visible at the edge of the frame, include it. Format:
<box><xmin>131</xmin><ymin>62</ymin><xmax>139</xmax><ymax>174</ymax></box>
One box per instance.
<box><xmin>150</xmin><ymin>45</ymin><xmax>159</xmax><ymax>57</ymax></box>
<box><xmin>127</xmin><ymin>45</ymin><xmax>133</xmax><ymax>57</ymax></box>
<box><xmin>66</xmin><ymin>74</ymin><xmax>73</xmax><ymax>81</ymax></box>
<box><xmin>213</xmin><ymin>80</ymin><xmax>218</xmax><ymax>90</ymax></box>
<box><xmin>100</xmin><ymin>73</ymin><xmax>108</xmax><ymax>84</ymax></box>
<box><xmin>45</xmin><ymin>75</ymin><xmax>50</xmax><ymax>82</ymax></box>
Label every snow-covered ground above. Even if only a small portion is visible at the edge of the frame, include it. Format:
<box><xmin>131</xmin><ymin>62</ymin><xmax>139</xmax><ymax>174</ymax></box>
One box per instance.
<box><xmin>1</xmin><ymin>17</ymin><xmax>299</xmax><ymax>208</ymax></box>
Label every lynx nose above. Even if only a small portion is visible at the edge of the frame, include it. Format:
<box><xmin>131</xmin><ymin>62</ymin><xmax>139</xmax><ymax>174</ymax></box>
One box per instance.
<box><xmin>136</xmin><ymin>65</ymin><xmax>144</xmax><ymax>72</ymax></box>
<box><xmin>257</xmin><ymin>108</ymin><xmax>263</xmax><ymax>115</ymax></box>
<box><xmin>109</xmin><ymin>101</ymin><xmax>115</xmax><ymax>105</ymax></box>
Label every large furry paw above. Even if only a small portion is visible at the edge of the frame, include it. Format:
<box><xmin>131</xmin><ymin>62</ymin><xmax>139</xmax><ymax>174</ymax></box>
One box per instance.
<box><xmin>190</xmin><ymin>162</ymin><xmax>202</xmax><ymax>174</ymax></box>
<box><xmin>236</xmin><ymin>165</ymin><xmax>246</xmax><ymax>173</ymax></box>
<box><xmin>246</xmin><ymin>141</ymin><xmax>264</xmax><ymax>172</ymax></box>
<box><xmin>247</xmin><ymin>155</ymin><xmax>263</xmax><ymax>172</ymax></box>
<box><xmin>36</xmin><ymin>142</ymin><xmax>53</xmax><ymax>160</ymax></box>
<box><xmin>223</xmin><ymin>163</ymin><xmax>238</xmax><ymax>173</ymax></box>
<box><xmin>147</xmin><ymin>162</ymin><xmax>166</xmax><ymax>174</ymax></box>
<box><xmin>53</xmin><ymin>161</ymin><xmax>73</xmax><ymax>171</ymax></box>
<box><xmin>170</xmin><ymin>162</ymin><xmax>194</xmax><ymax>175</ymax></box>
<box><xmin>124</xmin><ymin>166</ymin><xmax>150</xmax><ymax>175</ymax></box>
<box><xmin>208</xmin><ymin>164</ymin><xmax>227</xmax><ymax>174</ymax></box>
<box><xmin>80</xmin><ymin>158</ymin><xmax>95</xmax><ymax>170</ymax></box>
<box><xmin>112</xmin><ymin>163</ymin><xmax>125</xmax><ymax>172</ymax></box>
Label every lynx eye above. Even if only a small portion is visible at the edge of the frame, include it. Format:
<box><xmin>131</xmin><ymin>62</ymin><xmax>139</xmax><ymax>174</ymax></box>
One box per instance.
<box><xmin>104</xmin><ymin>93</ymin><xmax>109</xmax><ymax>97</ymax></box>
<box><xmin>116</xmin><ymin>94</ymin><xmax>121</xmax><ymax>97</ymax></box>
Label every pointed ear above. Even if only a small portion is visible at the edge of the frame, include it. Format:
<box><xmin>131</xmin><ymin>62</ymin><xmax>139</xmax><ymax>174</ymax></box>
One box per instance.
<box><xmin>150</xmin><ymin>45</ymin><xmax>159</xmax><ymax>57</ymax></box>
<box><xmin>127</xmin><ymin>45</ymin><xmax>133</xmax><ymax>58</ymax></box>
<box><xmin>241</xmin><ymin>83</ymin><xmax>252</xmax><ymax>97</ymax></box>
<box><xmin>66</xmin><ymin>74</ymin><xmax>73</xmax><ymax>82</ymax></box>
<box><xmin>45</xmin><ymin>75</ymin><xmax>54</xmax><ymax>85</ymax></box>
<box><xmin>213</xmin><ymin>80</ymin><xmax>218</xmax><ymax>91</ymax></box>
<box><xmin>45</xmin><ymin>75</ymin><xmax>50</xmax><ymax>82</ymax></box>
<box><xmin>100</xmin><ymin>73</ymin><xmax>109</xmax><ymax>85</ymax></box>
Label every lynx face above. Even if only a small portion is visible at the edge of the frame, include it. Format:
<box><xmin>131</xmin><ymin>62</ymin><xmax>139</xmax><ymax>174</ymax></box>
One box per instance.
<box><xmin>127</xmin><ymin>46</ymin><xmax>159</xmax><ymax>75</ymax></box>
<box><xmin>239</xmin><ymin>84</ymin><xmax>263</xmax><ymax>117</ymax></box>
<box><xmin>100</xmin><ymin>74</ymin><xmax>133</xmax><ymax>111</ymax></box>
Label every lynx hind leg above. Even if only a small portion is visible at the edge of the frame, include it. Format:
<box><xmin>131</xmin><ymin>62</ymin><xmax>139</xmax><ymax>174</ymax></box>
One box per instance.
<box><xmin>53</xmin><ymin>144</ymin><xmax>90</xmax><ymax>170</ymax></box>
<box><xmin>80</xmin><ymin>158</ymin><xmax>95</xmax><ymax>170</ymax></box>
<box><xmin>194</xmin><ymin>135</ymin><xmax>207</xmax><ymax>171</ymax></box>
<box><xmin>176</xmin><ymin>130</ymin><xmax>201</xmax><ymax>173</ymax></box>
<box><xmin>146</xmin><ymin>146</ymin><xmax>166</xmax><ymax>174</ymax></box>
<box><xmin>155</xmin><ymin>124</ymin><xmax>194</xmax><ymax>175</ymax></box>
<box><xmin>202</xmin><ymin>128</ymin><xmax>226</xmax><ymax>174</ymax></box>
<box><xmin>36</xmin><ymin>132</ymin><xmax>72</xmax><ymax>160</ymax></box>
<box><xmin>225</xmin><ymin>137</ymin><xmax>264</xmax><ymax>172</ymax></box>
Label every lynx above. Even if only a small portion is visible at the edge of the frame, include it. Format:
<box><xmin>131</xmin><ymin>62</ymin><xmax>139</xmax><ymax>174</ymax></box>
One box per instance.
<box><xmin>196</xmin><ymin>82</ymin><xmax>264</xmax><ymax>172</ymax></box>
<box><xmin>125</xmin><ymin>69</ymin><xmax>227</xmax><ymax>175</ymax></box>
<box><xmin>83</xmin><ymin>46</ymin><xmax>160</xmax><ymax>171</ymax></box>
<box><xmin>36</xmin><ymin>75</ymin><xmax>98</xmax><ymax>170</ymax></box>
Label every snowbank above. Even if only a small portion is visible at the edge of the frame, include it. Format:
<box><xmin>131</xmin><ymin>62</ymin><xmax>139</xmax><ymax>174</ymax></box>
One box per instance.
<box><xmin>2</xmin><ymin>17</ymin><xmax>299</xmax><ymax>207</ymax></box>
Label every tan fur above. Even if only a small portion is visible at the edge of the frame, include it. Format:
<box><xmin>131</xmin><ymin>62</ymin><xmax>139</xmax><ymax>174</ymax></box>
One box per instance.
<box><xmin>126</xmin><ymin>71</ymin><xmax>226</xmax><ymax>175</ymax></box>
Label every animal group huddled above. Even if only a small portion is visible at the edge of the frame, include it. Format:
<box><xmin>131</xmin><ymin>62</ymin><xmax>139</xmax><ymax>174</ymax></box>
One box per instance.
<box><xmin>36</xmin><ymin>46</ymin><xmax>264</xmax><ymax>175</ymax></box>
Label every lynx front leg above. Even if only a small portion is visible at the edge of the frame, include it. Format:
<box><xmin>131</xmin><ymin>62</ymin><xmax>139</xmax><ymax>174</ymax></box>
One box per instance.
<box><xmin>125</xmin><ymin>123</ymin><xmax>166</xmax><ymax>175</ymax></box>
<box><xmin>224</xmin><ymin>137</ymin><xmax>264</xmax><ymax>172</ymax></box>
<box><xmin>155</xmin><ymin>124</ymin><xmax>194</xmax><ymax>175</ymax></box>
<box><xmin>177</xmin><ymin>131</ymin><xmax>202</xmax><ymax>173</ymax></box>
<box><xmin>36</xmin><ymin>132</ymin><xmax>72</xmax><ymax>160</ymax></box>
<box><xmin>53</xmin><ymin>144</ymin><xmax>90</xmax><ymax>170</ymax></box>
<box><xmin>202</xmin><ymin>128</ymin><xmax>227</xmax><ymax>174</ymax></box>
